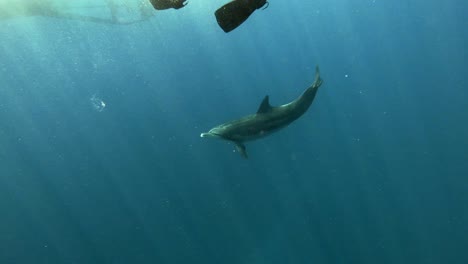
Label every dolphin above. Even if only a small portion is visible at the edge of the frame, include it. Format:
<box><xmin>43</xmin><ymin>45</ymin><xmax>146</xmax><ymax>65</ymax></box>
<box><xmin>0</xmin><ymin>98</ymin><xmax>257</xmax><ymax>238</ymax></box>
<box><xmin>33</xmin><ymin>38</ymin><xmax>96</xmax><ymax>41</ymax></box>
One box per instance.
<box><xmin>201</xmin><ymin>65</ymin><xmax>323</xmax><ymax>158</ymax></box>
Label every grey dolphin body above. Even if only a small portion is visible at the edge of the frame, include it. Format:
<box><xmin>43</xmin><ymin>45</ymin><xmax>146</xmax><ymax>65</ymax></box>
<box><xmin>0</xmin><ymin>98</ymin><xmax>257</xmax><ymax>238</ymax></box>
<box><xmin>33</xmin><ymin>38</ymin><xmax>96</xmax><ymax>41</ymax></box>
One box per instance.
<box><xmin>201</xmin><ymin>66</ymin><xmax>323</xmax><ymax>158</ymax></box>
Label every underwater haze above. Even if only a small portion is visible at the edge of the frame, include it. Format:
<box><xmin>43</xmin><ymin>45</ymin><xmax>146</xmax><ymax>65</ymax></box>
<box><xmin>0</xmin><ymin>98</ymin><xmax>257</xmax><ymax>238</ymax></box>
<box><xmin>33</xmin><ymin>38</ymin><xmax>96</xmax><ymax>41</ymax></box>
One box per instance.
<box><xmin>1</xmin><ymin>0</ymin><xmax>467</xmax><ymax>263</ymax></box>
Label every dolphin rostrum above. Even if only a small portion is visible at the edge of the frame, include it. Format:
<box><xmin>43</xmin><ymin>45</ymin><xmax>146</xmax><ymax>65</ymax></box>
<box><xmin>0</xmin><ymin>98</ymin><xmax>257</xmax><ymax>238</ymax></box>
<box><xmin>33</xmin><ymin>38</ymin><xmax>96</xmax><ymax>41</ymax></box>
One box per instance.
<box><xmin>201</xmin><ymin>66</ymin><xmax>323</xmax><ymax>158</ymax></box>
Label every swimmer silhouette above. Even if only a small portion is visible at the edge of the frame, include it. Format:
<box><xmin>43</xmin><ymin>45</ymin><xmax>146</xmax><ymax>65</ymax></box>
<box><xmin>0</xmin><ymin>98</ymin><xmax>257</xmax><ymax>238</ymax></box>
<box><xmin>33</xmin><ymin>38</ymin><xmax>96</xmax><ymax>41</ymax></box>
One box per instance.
<box><xmin>0</xmin><ymin>0</ymin><xmax>155</xmax><ymax>25</ymax></box>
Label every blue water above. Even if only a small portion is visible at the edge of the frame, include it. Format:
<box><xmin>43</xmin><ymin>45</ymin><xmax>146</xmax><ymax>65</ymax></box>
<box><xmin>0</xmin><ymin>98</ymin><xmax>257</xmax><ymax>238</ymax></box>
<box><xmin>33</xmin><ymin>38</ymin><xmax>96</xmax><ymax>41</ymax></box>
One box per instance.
<box><xmin>1</xmin><ymin>0</ymin><xmax>467</xmax><ymax>263</ymax></box>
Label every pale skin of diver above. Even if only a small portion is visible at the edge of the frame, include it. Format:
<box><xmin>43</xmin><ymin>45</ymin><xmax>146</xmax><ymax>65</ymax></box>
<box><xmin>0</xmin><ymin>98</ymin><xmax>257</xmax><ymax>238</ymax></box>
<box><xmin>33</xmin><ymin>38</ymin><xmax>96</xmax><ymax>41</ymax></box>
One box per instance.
<box><xmin>0</xmin><ymin>0</ymin><xmax>154</xmax><ymax>24</ymax></box>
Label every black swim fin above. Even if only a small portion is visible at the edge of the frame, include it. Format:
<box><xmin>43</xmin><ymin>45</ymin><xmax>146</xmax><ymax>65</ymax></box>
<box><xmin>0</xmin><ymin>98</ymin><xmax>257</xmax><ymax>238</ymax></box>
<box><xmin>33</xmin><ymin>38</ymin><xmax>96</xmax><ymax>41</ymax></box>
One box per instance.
<box><xmin>215</xmin><ymin>0</ymin><xmax>268</xmax><ymax>33</ymax></box>
<box><xmin>149</xmin><ymin>0</ymin><xmax>187</xmax><ymax>10</ymax></box>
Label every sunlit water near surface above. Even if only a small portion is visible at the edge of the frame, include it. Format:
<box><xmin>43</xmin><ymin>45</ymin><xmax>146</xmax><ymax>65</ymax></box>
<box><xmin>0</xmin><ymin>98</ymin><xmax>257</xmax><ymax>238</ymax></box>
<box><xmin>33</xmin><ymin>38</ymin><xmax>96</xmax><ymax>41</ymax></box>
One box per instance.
<box><xmin>0</xmin><ymin>0</ymin><xmax>467</xmax><ymax>263</ymax></box>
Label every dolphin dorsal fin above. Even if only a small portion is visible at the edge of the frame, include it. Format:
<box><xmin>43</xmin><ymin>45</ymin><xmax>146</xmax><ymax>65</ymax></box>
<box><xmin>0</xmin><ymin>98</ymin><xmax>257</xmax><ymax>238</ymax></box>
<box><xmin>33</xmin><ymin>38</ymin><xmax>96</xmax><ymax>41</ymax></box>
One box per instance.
<box><xmin>257</xmin><ymin>95</ymin><xmax>272</xmax><ymax>114</ymax></box>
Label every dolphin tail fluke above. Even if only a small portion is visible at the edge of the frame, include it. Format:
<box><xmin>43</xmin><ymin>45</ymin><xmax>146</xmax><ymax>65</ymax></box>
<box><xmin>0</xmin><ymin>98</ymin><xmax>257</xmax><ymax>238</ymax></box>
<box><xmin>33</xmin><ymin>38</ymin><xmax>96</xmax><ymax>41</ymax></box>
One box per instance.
<box><xmin>312</xmin><ymin>66</ymin><xmax>323</xmax><ymax>89</ymax></box>
<box><xmin>235</xmin><ymin>142</ymin><xmax>248</xmax><ymax>159</ymax></box>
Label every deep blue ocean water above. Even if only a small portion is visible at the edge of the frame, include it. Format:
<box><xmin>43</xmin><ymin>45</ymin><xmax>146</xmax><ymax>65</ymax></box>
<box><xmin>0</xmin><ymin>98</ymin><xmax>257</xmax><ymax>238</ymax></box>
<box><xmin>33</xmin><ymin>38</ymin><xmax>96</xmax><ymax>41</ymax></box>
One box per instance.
<box><xmin>1</xmin><ymin>0</ymin><xmax>467</xmax><ymax>263</ymax></box>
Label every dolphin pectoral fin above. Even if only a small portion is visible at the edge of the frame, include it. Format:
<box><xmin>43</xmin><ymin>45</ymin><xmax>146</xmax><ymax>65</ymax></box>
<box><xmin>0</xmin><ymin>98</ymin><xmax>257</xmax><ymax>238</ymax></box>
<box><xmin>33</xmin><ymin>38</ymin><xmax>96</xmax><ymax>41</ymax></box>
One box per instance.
<box><xmin>234</xmin><ymin>142</ymin><xmax>248</xmax><ymax>159</ymax></box>
<box><xmin>313</xmin><ymin>66</ymin><xmax>323</xmax><ymax>89</ymax></box>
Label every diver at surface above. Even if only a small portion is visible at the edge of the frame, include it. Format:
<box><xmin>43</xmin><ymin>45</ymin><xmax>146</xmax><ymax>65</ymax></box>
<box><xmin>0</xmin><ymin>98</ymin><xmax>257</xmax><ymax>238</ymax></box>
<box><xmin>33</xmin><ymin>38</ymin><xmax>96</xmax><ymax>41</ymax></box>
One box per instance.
<box><xmin>147</xmin><ymin>0</ymin><xmax>268</xmax><ymax>33</ymax></box>
<box><xmin>0</xmin><ymin>0</ymin><xmax>155</xmax><ymax>25</ymax></box>
<box><xmin>1</xmin><ymin>0</ymin><xmax>269</xmax><ymax>31</ymax></box>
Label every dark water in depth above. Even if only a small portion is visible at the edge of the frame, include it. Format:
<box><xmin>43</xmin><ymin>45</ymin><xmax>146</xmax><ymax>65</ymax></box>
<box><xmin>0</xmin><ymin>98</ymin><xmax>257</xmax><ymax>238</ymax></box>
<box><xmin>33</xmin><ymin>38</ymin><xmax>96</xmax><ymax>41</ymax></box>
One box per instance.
<box><xmin>0</xmin><ymin>0</ymin><xmax>467</xmax><ymax>263</ymax></box>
